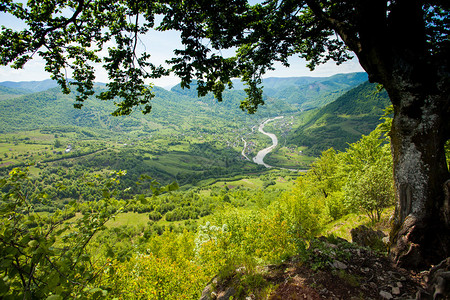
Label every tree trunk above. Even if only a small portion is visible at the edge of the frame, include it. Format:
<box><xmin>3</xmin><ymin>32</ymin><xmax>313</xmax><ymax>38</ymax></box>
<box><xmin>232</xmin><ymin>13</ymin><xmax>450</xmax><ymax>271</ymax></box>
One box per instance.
<box><xmin>388</xmin><ymin>87</ymin><xmax>450</xmax><ymax>269</ymax></box>
<box><xmin>315</xmin><ymin>0</ymin><xmax>450</xmax><ymax>269</ymax></box>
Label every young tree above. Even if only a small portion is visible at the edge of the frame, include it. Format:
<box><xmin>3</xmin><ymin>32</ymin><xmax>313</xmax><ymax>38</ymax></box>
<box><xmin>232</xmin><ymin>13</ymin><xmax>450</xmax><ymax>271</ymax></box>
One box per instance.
<box><xmin>53</xmin><ymin>139</ymin><xmax>62</xmax><ymax>148</ymax></box>
<box><xmin>342</xmin><ymin>128</ymin><xmax>395</xmax><ymax>223</ymax></box>
<box><xmin>1</xmin><ymin>0</ymin><xmax>449</xmax><ymax>268</ymax></box>
<box><xmin>301</xmin><ymin>148</ymin><xmax>346</xmax><ymax>220</ymax></box>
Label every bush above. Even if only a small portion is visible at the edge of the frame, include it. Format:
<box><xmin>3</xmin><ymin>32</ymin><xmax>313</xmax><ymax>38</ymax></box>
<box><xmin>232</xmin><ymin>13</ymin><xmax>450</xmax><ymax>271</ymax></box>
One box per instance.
<box><xmin>149</xmin><ymin>210</ymin><xmax>163</xmax><ymax>221</ymax></box>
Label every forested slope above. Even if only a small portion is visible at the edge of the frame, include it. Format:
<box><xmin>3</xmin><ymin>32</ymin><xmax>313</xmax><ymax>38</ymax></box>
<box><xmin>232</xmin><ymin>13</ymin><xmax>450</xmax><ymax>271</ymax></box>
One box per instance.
<box><xmin>0</xmin><ymin>73</ymin><xmax>367</xmax><ymax>135</ymax></box>
<box><xmin>287</xmin><ymin>81</ymin><xmax>391</xmax><ymax>156</ymax></box>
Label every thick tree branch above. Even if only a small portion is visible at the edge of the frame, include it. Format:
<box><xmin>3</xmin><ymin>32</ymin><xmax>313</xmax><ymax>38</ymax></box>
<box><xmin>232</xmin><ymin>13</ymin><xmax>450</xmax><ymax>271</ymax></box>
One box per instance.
<box><xmin>304</xmin><ymin>0</ymin><xmax>361</xmax><ymax>54</ymax></box>
<box><xmin>35</xmin><ymin>0</ymin><xmax>89</xmax><ymax>49</ymax></box>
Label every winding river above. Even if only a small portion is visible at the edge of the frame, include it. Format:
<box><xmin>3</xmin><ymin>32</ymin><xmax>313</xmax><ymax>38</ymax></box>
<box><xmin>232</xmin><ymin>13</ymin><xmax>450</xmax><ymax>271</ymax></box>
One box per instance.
<box><xmin>241</xmin><ymin>137</ymin><xmax>251</xmax><ymax>161</ymax></box>
<box><xmin>252</xmin><ymin>116</ymin><xmax>284</xmax><ymax>168</ymax></box>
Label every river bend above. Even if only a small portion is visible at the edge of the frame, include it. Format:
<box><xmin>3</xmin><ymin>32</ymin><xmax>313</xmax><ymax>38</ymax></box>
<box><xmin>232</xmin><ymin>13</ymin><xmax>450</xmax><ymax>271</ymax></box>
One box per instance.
<box><xmin>252</xmin><ymin>116</ymin><xmax>283</xmax><ymax>168</ymax></box>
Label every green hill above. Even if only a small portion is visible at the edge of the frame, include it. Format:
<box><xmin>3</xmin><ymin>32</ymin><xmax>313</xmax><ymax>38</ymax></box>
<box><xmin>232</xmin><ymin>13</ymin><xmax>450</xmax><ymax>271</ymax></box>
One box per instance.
<box><xmin>0</xmin><ymin>85</ymin><xmax>259</xmax><ymax>134</ymax></box>
<box><xmin>287</xmin><ymin>81</ymin><xmax>391</xmax><ymax>156</ymax></box>
<box><xmin>172</xmin><ymin>72</ymin><xmax>368</xmax><ymax>112</ymax></box>
<box><xmin>0</xmin><ymin>85</ymin><xmax>31</xmax><ymax>100</ymax></box>
<box><xmin>0</xmin><ymin>79</ymin><xmax>59</xmax><ymax>93</ymax></box>
<box><xmin>260</xmin><ymin>72</ymin><xmax>368</xmax><ymax>110</ymax></box>
<box><xmin>0</xmin><ymin>73</ymin><xmax>368</xmax><ymax>134</ymax></box>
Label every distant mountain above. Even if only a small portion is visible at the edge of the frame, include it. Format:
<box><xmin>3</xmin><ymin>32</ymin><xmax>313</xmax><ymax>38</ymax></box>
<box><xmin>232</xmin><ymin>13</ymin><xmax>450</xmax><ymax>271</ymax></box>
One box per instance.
<box><xmin>0</xmin><ymin>79</ymin><xmax>59</xmax><ymax>93</ymax></box>
<box><xmin>0</xmin><ymin>84</ymin><xmax>261</xmax><ymax>134</ymax></box>
<box><xmin>261</xmin><ymin>72</ymin><xmax>368</xmax><ymax>110</ymax></box>
<box><xmin>0</xmin><ymin>85</ymin><xmax>31</xmax><ymax>100</ymax></box>
<box><xmin>287</xmin><ymin>81</ymin><xmax>391</xmax><ymax>156</ymax></box>
<box><xmin>172</xmin><ymin>72</ymin><xmax>368</xmax><ymax>112</ymax></box>
<box><xmin>231</xmin><ymin>72</ymin><xmax>367</xmax><ymax>90</ymax></box>
<box><xmin>0</xmin><ymin>74</ymin><xmax>370</xmax><ymax>139</ymax></box>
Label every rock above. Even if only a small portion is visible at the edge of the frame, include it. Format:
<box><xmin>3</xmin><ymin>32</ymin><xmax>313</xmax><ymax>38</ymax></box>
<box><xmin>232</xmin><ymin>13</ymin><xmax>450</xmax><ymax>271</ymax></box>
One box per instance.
<box><xmin>200</xmin><ymin>277</ymin><xmax>218</xmax><ymax>300</ymax></box>
<box><xmin>379</xmin><ymin>290</ymin><xmax>393</xmax><ymax>299</ymax></box>
<box><xmin>433</xmin><ymin>276</ymin><xmax>447</xmax><ymax>299</ymax></box>
<box><xmin>350</xmin><ymin>225</ymin><xmax>387</xmax><ymax>251</ymax></box>
<box><xmin>199</xmin><ymin>275</ymin><xmax>237</xmax><ymax>300</ymax></box>
<box><xmin>217</xmin><ymin>287</ymin><xmax>236</xmax><ymax>300</ymax></box>
<box><xmin>200</xmin><ymin>284</ymin><xmax>213</xmax><ymax>300</ymax></box>
<box><xmin>369</xmin><ymin>282</ymin><xmax>378</xmax><ymax>290</ymax></box>
<box><xmin>392</xmin><ymin>286</ymin><xmax>401</xmax><ymax>295</ymax></box>
<box><xmin>415</xmin><ymin>288</ymin><xmax>431</xmax><ymax>300</ymax></box>
<box><xmin>332</xmin><ymin>260</ymin><xmax>348</xmax><ymax>270</ymax></box>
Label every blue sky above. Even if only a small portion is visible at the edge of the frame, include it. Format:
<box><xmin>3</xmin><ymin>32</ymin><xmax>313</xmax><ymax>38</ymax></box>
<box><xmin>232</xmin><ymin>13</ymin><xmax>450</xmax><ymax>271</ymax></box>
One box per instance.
<box><xmin>0</xmin><ymin>8</ymin><xmax>364</xmax><ymax>88</ymax></box>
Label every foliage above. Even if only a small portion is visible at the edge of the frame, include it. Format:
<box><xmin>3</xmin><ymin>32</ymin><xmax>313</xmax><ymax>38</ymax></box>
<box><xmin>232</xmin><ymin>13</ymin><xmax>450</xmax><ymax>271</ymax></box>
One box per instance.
<box><xmin>283</xmin><ymin>114</ymin><xmax>394</xmax><ymax>225</ymax></box>
<box><xmin>193</xmin><ymin>205</ymin><xmax>299</xmax><ymax>278</ymax></box>
<box><xmin>0</xmin><ymin>168</ymin><xmax>124</xmax><ymax>298</ymax></box>
<box><xmin>303</xmin><ymin>148</ymin><xmax>344</xmax><ymax>219</ymax></box>
<box><xmin>0</xmin><ymin>167</ymin><xmax>173</xmax><ymax>299</ymax></box>
<box><xmin>288</xmin><ymin>82</ymin><xmax>391</xmax><ymax>156</ymax></box>
<box><xmin>277</xmin><ymin>178</ymin><xmax>327</xmax><ymax>239</ymax></box>
<box><xmin>104</xmin><ymin>254</ymin><xmax>208</xmax><ymax>299</ymax></box>
<box><xmin>341</xmin><ymin>128</ymin><xmax>395</xmax><ymax>222</ymax></box>
<box><xmin>99</xmin><ymin>229</ymin><xmax>209</xmax><ymax>300</ymax></box>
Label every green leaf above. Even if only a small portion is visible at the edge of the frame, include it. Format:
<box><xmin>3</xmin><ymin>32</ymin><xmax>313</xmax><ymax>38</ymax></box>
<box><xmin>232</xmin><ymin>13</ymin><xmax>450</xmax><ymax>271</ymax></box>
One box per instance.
<box><xmin>167</xmin><ymin>181</ymin><xmax>179</xmax><ymax>192</ymax></box>
<box><xmin>89</xmin><ymin>287</ymin><xmax>107</xmax><ymax>298</ymax></box>
<box><xmin>28</xmin><ymin>240</ymin><xmax>39</xmax><ymax>248</ymax></box>
<box><xmin>102</xmin><ymin>190</ymin><xmax>110</xmax><ymax>199</ymax></box>
<box><xmin>137</xmin><ymin>194</ymin><xmax>147</xmax><ymax>204</ymax></box>
<box><xmin>0</xmin><ymin>278</ymin><xmax>9</xmax><ymax>295</ymax></box>
<box><xmin>46</xmin><ymin>272</ymin><xmax>60</xmax><ymax>289</ymax></box>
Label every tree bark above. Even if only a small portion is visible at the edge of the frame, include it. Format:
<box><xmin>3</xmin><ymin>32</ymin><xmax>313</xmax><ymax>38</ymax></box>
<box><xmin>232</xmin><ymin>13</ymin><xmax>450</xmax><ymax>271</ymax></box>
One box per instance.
<box><xmin>387</xmin><ymin>80</ymin><xmax>450</xmax><ymax>269</ymax></box>
<box><xmin>340</xmin><ymin>1</ymin><xmax>450</xmax><ymax>269</ymax></box>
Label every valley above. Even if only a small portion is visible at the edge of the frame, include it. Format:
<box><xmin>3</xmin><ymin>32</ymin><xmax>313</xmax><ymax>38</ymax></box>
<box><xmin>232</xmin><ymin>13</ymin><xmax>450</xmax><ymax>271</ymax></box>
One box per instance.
<box><xmin>1</xmin><ymin>2</ymin><xmax>448</xmax><ymax>298</ymax></box>
<box><xmin>0</xmin><ymin>73</ymin><xmax>408</xmax><ymax>299</ymax></box>
<box><xmin>1</xmin><ymin>73</ymin><xmax>375</xmax><ymax>188</ymax></box>
<box><xmin>252</xmin><ymin>116</ymin><xmax>282</xmax><ymax>168</ymax></box>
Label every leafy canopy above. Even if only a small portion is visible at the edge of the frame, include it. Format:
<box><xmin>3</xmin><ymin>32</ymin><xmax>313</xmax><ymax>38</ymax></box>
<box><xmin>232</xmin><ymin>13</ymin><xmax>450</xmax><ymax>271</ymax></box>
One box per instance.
<box><xmin>2</xmin><ymin>1</ymin><xmax>448</xmax><ymax>115</ymax></box>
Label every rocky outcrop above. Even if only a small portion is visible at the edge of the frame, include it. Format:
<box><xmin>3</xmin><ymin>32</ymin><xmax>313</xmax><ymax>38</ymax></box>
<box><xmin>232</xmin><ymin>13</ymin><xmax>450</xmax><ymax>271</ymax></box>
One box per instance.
<box><xmin>199</xmin><ymin>236</ymin><xmax>425</xmax><ymax>300</ymax></box>
<box><xmin>200</xmin><ymin>277</ymin><xmax>236</xmax><ymax>300</ymax></box>
<box><xmin>351</xmin><ymin>224</ymin><xmax>387</xmax><ymax>251</ymax></box>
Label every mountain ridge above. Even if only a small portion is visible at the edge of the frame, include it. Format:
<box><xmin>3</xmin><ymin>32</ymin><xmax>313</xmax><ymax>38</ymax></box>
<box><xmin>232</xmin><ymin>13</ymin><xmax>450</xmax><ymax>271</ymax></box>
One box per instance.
<box><xmin>0</xmin><ymin>73</ymin><xmax>368</xmax><ymax>135</ymax></box>
<box><xmin>287</xmin><ymin>81</ymin><xmax>391</xmax><ymax>156</ymax></box>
